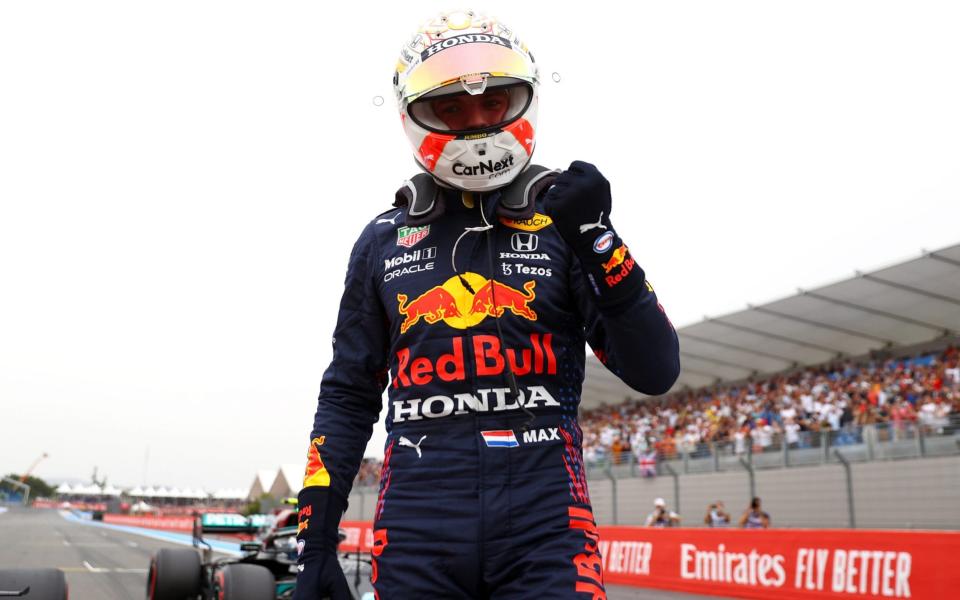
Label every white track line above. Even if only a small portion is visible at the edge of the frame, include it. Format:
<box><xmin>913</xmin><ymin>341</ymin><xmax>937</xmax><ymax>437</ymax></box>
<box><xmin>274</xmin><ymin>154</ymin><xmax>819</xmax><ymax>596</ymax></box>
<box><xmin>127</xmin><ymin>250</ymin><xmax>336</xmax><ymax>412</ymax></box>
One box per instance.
<box><xmin>82</xmin><ymin>560</ymin><xmax>109</xmax><ymax>573</ymax></box>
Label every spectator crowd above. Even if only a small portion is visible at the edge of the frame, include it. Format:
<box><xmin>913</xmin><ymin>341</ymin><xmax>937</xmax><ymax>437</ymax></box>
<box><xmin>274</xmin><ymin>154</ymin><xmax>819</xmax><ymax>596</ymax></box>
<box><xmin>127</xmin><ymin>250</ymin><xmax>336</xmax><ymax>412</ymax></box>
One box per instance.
<box><xmin>580</xmin><ymin>345</ymin><xmax>959</xmax><ymax>466</ymax></box>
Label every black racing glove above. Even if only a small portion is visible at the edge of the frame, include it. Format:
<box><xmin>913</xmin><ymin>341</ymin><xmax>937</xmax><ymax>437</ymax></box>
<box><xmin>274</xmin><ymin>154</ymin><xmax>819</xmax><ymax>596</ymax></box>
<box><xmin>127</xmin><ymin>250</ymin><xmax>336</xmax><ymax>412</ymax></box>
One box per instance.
<box><xmin>293</xmin><ymin>487</ymin><xmax>351</xmax><ymax>600</ymax></box>
<box><xmin>544</xmin><ymin>160</ymin><xmax>647</xmax><ymax>313</ymax></box>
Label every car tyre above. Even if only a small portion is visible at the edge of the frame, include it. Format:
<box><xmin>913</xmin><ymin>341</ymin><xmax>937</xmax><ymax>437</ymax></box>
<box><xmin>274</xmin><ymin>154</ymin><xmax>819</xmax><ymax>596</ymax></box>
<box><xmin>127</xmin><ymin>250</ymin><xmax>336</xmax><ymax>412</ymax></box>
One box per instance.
<box><xmin>146</xmin><ymin>548</ymin><xmax>202</xmax><ymax>600</ymax></box>
<box><xmin>215</xmin><ymin>564</ymin><xmax>275</xmax><ymax>600</ymax></box>
<box><xmin>0</xmin><ymin>568</ymin><xmax>68</xmax><ymax>600</ymax></box>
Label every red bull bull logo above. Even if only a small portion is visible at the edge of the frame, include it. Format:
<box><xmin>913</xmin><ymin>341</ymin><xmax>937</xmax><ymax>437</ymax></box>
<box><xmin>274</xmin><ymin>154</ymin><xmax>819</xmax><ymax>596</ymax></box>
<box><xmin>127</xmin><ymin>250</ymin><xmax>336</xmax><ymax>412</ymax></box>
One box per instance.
<box><xmin>397</xmin><ymin>273</ymin><xmax>537</xmax><ymax>334</ymax></box>
<box><xmin>601</xmin><ymin>244</ymin><xmax>629</xmax><ymax>273</ymax></box>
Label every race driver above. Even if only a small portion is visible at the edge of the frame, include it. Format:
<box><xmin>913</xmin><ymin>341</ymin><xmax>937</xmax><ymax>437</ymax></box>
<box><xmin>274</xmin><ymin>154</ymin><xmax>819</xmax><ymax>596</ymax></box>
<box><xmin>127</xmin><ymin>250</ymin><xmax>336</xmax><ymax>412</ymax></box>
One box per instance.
<box><xmin>294</xmin><ymin>10</ymin><xmax>680</xmax><ymax>599</ymax></box>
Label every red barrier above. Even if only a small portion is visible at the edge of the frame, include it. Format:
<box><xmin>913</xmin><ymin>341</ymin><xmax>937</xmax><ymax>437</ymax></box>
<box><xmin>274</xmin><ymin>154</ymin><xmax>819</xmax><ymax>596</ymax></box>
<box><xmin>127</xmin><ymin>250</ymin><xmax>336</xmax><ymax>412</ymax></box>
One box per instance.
<box><xmin>339</xmin><ymin>520</ymin><xmax>376</xmax><ymax>553</ymax></box>
<box><xmin>33</xmin><ymin>500</ymin><xmax>107</xmax><ymax>511</ymax></box>
<box><xmin>103</xmin><ymin>514</ymin><xmax>193</xmax><ymax>532</ymax></box>
<box><xmin>337</xmin><ymin>522</ymin><xmax>959</xmax><ymax>598</ymax></box>
<box><xmin>599</xmin><ymin>527</ymin><xmax>960</xmax><ymax>599</ymax></box>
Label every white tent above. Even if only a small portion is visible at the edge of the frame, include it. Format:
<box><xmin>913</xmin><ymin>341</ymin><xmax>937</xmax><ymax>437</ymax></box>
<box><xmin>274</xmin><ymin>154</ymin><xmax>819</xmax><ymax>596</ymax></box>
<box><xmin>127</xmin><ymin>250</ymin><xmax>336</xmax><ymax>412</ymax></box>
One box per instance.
<box><xmin>212</xmin><ymin>488</ymin><xmax>246</xmax><ymax>500</ymax></box>
<box><xmin>75</xmin><ymin>484</ymin><xmax>100</xmax><ymax>495</ymax></box>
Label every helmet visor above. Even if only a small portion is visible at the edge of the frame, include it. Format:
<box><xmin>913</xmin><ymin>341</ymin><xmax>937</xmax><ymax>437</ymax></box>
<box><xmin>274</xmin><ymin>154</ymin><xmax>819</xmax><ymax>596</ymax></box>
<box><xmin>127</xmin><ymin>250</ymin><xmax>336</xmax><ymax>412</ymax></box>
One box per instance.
<box><xmin>401</xmin><ymin>40</ymin><xmax>537</xmax><ymax>105</ymax></box>
<box><xmin>408</xmin><ymin>82</ymin><xmax>532</xmax><ymax>135</ymax></box>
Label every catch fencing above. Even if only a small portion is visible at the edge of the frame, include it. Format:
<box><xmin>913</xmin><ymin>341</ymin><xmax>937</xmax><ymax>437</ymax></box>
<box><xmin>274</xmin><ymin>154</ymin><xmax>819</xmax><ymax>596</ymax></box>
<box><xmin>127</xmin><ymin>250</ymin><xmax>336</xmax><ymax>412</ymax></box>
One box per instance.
<box><xmin>585</xmin><ymin>421</ymin><xmax>959</xmax><ymax>529</ymax></box>
<box><xmin>344</xmin><ymin>421</ymin><xmax>960</xmax><ymax>529</ymax></box>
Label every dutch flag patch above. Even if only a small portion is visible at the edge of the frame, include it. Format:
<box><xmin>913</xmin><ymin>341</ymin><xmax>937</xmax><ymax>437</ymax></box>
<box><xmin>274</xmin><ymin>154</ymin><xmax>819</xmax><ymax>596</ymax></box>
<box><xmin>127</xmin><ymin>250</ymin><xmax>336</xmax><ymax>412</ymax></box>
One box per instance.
<box><xmin>481</xmin><ymin>430</ymin><xmax>519</xmax><ymax>448</ymax></box>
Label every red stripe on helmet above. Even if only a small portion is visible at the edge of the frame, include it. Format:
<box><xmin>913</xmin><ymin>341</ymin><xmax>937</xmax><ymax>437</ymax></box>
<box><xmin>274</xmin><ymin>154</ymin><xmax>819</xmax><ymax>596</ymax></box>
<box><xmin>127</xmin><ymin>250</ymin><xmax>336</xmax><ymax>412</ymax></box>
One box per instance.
<box><xmin>504</xmin><ymin>118</ymin><xmax>534</xmax><ymax>156</ymax></box>
<box><xmin>417</xmin><ymin>132</ymin><xmax>456</xmax><ymax>172</ymax></box>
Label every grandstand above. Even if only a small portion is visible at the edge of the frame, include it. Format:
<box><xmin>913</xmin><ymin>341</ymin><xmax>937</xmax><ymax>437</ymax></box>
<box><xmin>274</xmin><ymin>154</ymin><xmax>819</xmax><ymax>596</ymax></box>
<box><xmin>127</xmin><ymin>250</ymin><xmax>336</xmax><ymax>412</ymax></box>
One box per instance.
<box><xmin>583</xmin><ymin>243</ymin><xmax>960</xmax><ymax>405</ymax></box>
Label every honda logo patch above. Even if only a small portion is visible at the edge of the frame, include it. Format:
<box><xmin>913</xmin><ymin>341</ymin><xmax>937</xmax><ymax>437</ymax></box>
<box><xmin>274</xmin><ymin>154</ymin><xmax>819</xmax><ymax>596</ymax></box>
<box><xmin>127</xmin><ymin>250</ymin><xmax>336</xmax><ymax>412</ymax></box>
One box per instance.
<box><xmin>511</xmin><ymin>232</ymin><xmax>539</xmax><ymax>253</ymax></box>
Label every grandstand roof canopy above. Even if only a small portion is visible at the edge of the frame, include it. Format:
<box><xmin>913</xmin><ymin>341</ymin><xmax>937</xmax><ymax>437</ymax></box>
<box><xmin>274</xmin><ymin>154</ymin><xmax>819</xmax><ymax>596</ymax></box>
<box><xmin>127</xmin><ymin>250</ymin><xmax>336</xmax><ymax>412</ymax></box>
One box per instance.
<box><xmin>582</xmin><ymin>243</ymin><xmax>960</xmax><ymax>409</ymax></box>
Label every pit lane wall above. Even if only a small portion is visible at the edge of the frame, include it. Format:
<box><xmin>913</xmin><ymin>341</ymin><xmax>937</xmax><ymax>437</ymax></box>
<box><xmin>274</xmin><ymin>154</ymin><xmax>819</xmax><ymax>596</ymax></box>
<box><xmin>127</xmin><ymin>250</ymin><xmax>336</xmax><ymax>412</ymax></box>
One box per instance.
<box><xmin>337</xmin><ymin>522</ymin><xmax>959</xmax><ymax>599</ymax></box>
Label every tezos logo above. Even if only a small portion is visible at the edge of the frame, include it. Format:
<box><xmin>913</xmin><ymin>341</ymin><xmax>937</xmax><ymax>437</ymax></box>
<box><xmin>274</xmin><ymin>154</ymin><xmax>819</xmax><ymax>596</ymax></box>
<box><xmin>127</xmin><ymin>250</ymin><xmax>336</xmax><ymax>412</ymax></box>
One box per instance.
<box><xmin>593</xmin><ymin>231</ymin><xmax>615</xmax><ymax>254</ymax></box>
<box><xmin>453</xmin><ymin>154</ymin><xmax>515</xmax><ymax>177</ymax></box>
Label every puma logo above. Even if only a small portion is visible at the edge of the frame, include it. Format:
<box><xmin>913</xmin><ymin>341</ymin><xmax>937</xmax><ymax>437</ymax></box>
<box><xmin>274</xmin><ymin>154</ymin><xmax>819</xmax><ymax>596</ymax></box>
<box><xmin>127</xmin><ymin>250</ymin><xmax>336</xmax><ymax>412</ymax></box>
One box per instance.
<box><xmin>377</xmin><ymin>213</ymin><xmax>400</xmax><ymax>225</ymax></box>
<box><xmin>579</xmin><ymin>211</ymin><xmax>608</xmax><ymax>234</ymax></box>
<box><xmin>398</xmin><ymin>435</ymin><xmax>427</xmax><ymax>458</ymax></box>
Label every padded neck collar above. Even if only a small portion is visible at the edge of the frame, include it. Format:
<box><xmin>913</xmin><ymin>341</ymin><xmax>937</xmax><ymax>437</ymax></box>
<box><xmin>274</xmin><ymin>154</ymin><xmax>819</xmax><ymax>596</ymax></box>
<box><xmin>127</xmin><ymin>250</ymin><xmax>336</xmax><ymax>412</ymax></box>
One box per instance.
<box><xmin>394</xmin><ymin>165</ymin><xmax>558</xmax><ymax>226</ymax></box>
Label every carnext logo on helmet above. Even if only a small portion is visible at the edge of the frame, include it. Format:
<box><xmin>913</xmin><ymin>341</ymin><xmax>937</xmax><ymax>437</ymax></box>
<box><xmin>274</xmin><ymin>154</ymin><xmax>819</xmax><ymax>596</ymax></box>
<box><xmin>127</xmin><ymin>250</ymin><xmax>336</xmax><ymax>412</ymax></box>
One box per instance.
<box><xmin>421</xmin><ymin>34</ymin><xmax>512</xmax><ymax>60</ymax></box>
<box><xmin>452</xmin><ymin>154</ymin><xmax>515</xmax><ymax>176</ymax></box>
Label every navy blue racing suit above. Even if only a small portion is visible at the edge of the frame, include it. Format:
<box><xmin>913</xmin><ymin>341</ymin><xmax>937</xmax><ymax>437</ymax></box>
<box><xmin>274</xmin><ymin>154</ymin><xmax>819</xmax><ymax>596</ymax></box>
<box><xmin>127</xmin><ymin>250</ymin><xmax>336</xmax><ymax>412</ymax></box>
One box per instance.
<box><xmin>303</xmin><ymin>186</ymin><xmax>679</xmax><ymax>599</ymax></box>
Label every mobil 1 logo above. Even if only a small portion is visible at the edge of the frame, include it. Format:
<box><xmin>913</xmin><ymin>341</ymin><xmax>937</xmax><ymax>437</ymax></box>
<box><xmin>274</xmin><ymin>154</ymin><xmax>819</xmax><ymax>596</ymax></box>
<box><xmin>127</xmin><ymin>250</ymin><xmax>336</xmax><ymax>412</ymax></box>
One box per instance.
<box><xmin>384</xmin><ymin>247</ymin><xmax>437</xmax><ymax>282</ymax></box>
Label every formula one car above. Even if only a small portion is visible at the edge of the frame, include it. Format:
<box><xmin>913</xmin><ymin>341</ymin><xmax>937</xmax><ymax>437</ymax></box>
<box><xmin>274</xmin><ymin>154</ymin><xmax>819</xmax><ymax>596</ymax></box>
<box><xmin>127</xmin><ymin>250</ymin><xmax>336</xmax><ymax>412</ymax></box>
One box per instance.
<box><xmin>0</xmin><ymin>568</ymin><xmax>68</xmax><ymax>599</ymax></box>
<box><xmin>146</xmin><ymin>508</ymin><xmax>372</xmax><ymax>600</ymax></box>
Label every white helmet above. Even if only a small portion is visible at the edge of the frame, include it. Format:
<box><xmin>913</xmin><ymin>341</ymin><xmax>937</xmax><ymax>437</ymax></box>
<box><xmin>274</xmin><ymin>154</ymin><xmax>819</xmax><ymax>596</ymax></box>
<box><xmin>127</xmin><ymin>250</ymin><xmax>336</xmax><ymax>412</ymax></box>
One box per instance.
<box><xmin>393</xmin><ymin>10</ymin><xmax>540</xmax><ymax>192</ymax></box>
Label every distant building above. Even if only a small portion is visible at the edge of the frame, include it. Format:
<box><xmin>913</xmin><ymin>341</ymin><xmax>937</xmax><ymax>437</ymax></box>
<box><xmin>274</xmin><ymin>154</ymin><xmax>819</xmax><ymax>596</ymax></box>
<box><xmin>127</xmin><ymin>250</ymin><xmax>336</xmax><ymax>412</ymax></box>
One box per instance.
<box><xmin>248</xmin><ymin>469</ymin><xmax>277</xmax><ymax>500</ymax></box>
<box><xmin>267</xmin><ymin>464</ymin><xmax>305</xmax><ymax>500</ymax></box>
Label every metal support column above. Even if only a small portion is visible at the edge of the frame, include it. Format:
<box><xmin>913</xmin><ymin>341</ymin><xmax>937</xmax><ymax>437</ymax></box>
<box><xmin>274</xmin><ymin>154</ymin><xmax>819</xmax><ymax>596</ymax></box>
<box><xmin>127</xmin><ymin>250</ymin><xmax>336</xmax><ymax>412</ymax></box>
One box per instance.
<box><xmin>604</xmin><ymin>465</ymin><xmax>618</xmax><ymax>525</ymax></box>
<box><xmin>662</xmin><ymin>462</ymin><xmax>680</xmax><ymax>518</ymax></box>
<box><xmin>834</xmin><ymin>449</ymin><xmax>856</xmax><ymax>529</ymax></box>
<box><xmin>738</xmin><ymin>457</ymin><xmax>755</xmax><ymax>501</ymax></box>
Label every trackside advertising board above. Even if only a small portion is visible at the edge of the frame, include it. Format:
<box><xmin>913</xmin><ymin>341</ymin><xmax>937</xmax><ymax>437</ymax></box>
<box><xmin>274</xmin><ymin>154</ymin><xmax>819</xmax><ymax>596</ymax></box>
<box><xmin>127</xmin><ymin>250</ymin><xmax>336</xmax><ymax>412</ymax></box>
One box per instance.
<box><xmin>599</xmin><ymin>527</ymin><xmax>959</xmax><ymax>599</ymax></box>
<box><xmin>340</xmin><ymin>522</ymin><xmax>959</xmax><ymax>599</ymax></box>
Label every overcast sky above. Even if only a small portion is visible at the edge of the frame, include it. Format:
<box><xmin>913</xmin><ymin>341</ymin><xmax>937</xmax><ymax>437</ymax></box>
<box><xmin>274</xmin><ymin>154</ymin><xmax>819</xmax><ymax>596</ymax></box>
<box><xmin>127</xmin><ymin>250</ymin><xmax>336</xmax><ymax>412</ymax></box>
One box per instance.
<box><xmin>1</xmin><ymin>1</ymin><xmax>958</xmax><ymax>491</ymax></box>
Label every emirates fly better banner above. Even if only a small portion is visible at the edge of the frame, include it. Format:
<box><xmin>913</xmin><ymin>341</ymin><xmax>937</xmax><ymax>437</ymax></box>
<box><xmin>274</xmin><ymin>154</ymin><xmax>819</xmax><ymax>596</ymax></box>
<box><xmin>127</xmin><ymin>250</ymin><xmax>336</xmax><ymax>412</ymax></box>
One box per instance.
<box><xmin>340</xmin><ymin>522</ymin><xmax>959</xmax><ymax>599</ymax></box>
<box><xmin>598</xmin><ymin>527</ymin><xmax>959</xmax><ymax>599</ymax></box>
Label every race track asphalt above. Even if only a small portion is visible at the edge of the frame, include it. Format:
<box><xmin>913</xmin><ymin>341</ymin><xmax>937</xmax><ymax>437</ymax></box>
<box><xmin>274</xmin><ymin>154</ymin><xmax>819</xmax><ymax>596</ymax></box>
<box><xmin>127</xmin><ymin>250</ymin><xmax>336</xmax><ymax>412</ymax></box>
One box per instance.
<box><xmin>0</xmin><ymin>506</ymin><xmax>724</xmax><ymax>599</ymax></box>
<box><xmin>0</xmin><ymin>506</ymin><xmax>228</xmax><ymax>600</ymax></box>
